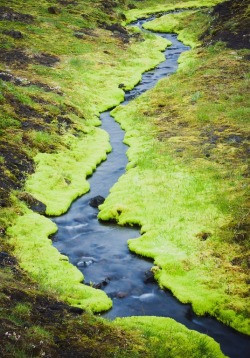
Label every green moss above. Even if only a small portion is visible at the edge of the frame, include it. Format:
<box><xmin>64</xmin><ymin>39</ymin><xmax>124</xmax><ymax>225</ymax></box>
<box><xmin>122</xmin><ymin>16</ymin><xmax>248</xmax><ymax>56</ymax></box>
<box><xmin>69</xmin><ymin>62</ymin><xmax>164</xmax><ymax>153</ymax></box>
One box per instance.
<box><xmin>0</xmin><ymin>0</ymin><xmax>171</xmax><ymax>320</ymax></box>
<box><xmin>98</xmin><ymin>8</ymin><xmax>250</xmax><ymax>334</ymax></box>
<box><xmin>7</xmin><ymin>212</ymin><xmax>112</xmax><ymax>312</ymax></box>
<box><xmin>143</xmin><ymin>10</ymin><xmax>211</xmax><ymax>48</ymax></box>
<box><xmin>25</xmin><ymin>127</ymin><xmax>111</xmax><ymax>215</ymax></box>
<box><xmin>125</xmin><ymin>0</ymin><xmax>223</xmax><ymax>24</ymax></box>
<box><xmin>116</xmin><ymin>316</ymin><xmax>226</xmax><ymax>357</ymax></box>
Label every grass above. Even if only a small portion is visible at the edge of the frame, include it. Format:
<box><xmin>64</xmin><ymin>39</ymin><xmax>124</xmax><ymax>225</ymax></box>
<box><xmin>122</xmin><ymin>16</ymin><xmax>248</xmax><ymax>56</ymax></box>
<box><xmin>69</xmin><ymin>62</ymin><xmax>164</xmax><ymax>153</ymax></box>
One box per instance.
<box><xmin>7</xmin><ymin>211</ymin><xmax>112</xmax><ymax>312</ymax></box>
<box><xmin>0</xmin><ymin>0</ymin><xmax>168</xmax><ymax>310</ymax></box>
<box><xmin>116</xmin><ymin>316</ymin><xmax>226</xmax><ymax>358</ymax></box>
<box><xmin>143</xmin><ymin>10</ymin><xmax>211</xmax><ymax>48</ymax></box>
<box><xmin>98</xmin><ymin>5</ymin><xmax>250</xmax><ymax>335</ymax></box>
<box><xmin>0</xmin><ymin>243</ymin><xmax>225</xmax><ymax>357</ymax></box>
<box><xmin>0</xmin><ymin>0</ymin><xmax>248</xmax><ymax>355</ymax></box>
<box><xmin>25</xmin><ymin>127</ymin><xmax>111</xmax><ymax>215</ymax></box>
<box><xmin>125</xmin><ymin>0</ymin><xmax>223</xmax><ymax>23</ymax></box>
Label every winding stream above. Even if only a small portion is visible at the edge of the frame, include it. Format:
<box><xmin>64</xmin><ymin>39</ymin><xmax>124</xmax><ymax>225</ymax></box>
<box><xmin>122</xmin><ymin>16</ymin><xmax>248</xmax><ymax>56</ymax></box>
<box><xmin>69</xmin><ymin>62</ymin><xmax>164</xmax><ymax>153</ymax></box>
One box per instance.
<box><xmin>52</xmin><ymin>16</ymin><xmax>250</xmax><ymax>358</ymax></box>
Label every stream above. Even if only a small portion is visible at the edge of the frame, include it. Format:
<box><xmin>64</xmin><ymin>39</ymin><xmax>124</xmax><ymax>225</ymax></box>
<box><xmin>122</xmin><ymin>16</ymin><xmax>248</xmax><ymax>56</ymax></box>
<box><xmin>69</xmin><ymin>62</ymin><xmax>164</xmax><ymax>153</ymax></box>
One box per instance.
<box><xmin>52</xmin><ymin>16</ymin><xmax>250</xmax><ymax>358</ymax></box>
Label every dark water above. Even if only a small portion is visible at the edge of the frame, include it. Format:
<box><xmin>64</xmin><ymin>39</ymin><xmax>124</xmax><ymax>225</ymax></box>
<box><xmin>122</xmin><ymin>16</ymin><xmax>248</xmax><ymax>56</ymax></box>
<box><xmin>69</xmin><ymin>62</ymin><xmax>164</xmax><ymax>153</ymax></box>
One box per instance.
<box><xmin>52</xmin><ymin>17</ymin><xmax>250</xmax><ymax>358</ymax></box>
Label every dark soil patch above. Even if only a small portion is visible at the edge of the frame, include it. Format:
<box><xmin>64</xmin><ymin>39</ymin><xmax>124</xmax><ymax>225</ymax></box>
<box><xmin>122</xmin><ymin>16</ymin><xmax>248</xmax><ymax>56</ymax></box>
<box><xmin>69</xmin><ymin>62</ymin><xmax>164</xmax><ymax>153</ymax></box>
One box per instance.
<box><xmin>0</xmin><ymin>48</ymin><xmax>31</xmax><ymax>68</ymax></box>
<box><xmin>57</xmin><ymin>0</ymin><xmax>78</xmax><ymax>5</ymax></box>
<box><xmin>17</xmin><ymin>192</ymin><xmax>47</xmax><ymax>214</ymax></box>
<box><xmin>105</xmin><ymin>23</ymin><xmax>130</xmax><ymax>43</ymax></box>
<box><xmin>0</xmin><ymin>248</ymin><xmax>144</xmax><ymax>358</ymax></box>
<box><xmin>231</xmin><ymin>255</ymin><xmax>250</xmax><ymax>269</ymax></box>
<box><xmin>0</xmin><ymin>6</ymin><xmax>34</xmax><ymax>23</ymax></box>
<box><xmin>74</xmin><ymin>28</ymin><xmax>99</xmax><ymax>38</ymax></box>
<box><xmin>0</xmin><ymin>48</ymin><xmax>59</xmax><ymax>68</ymax></box>
<box><xmin>48</xmin><ymin>6</ymin><xmax>61</xmax><ymax>15</ymax></box>
<box><xmin>0</xmin><ymin>251</ymin><xmax>17</xmax><ymax>268</ymax></box>
<box><xmin>34</xmin><ymin>52</ymin><xmax>60</xmax><ymax>67</ymax></box>
<box><xmin>32</xmin><ymin>81</ymin><xmax>63</xmax><ymax>94</ymax></box>
<box><xmin>201</xmin><ymin>0</ymin><xmax>250</xmax><ymax>49</ymax></box>
<box><xmin>6</xmin><ymin>94</ymin><xmax>41</xmax><ymax>119</ymax></box>
<box><xmin>0</xmin><ymin>143</ymin><xmax>34</xmax><ymax>183</ymax></box>
<box><xmin>57</xmin><ymin>115</ymin><xmax>73</xmax><ymax>129</ymax></box>
<box><xmin>101</xmin><ymin>0</ymin><xmax>118</xmax><ymax>12</ymax></box>
<box><xmin>21</xmin><ymin>120</ymin><xmax>48</xmax><ymax>131</ymax></box>
<box><xmin>4</xmin><ymin>93</ymin><xmax>70</xmax><ymax>131</ymax></box>
<box><xmin>0</xmin><ymin>142</ymin><xmax>34</xmax><ymax>207</ymax></box>
<box><xmin>2</xmin><ymin>29</ymin><xmax>24</xmax><ymax>39</ymax></box>
<box><xmin>0</xmin><ymin>71</ymin><xmax>63</xmax><ymax>94</ymax></box>
<box><xmin>0</xmin><ymin>71</ymin><xmax>25</xmax><ymax>85</ymax></box>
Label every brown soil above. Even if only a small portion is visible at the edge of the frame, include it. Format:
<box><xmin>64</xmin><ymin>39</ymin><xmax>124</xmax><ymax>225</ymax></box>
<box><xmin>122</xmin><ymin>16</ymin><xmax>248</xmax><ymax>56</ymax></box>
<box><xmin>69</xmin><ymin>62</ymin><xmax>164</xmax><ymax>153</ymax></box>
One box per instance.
<box><xmin>0</xmin><ymin>6</ymin><xmax>34</xmax><ymax>23</ymax></box>
<box><xmin>202</xmin><ymin>0</ymin><xmax>250</xmax><ymax>49</ymax></box>
<box><xmin>0</xmin><ymin>142</ymin><xmax>34</xmax><ymax>207</ymax></box>
<box><xmin>0</xmin><ymin>48</ymin><xmax>59</xmax><ymax>69</ymax></box>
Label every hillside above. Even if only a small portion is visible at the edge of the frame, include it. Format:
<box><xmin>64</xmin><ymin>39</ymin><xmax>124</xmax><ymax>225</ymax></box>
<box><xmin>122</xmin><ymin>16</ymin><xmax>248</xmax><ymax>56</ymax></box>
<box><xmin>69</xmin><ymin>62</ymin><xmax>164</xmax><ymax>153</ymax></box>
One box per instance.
<box><xmin>0</xmin><ymin>0</ymin><xmax>249</xmax><ymax>356</ymax></box>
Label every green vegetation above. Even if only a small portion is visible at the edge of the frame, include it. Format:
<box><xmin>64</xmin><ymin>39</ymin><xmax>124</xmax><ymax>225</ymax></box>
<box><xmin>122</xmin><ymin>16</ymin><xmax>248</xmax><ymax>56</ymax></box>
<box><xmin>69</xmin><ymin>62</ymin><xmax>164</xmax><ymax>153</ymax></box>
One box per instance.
<box><xmin>8</xmin><ymin>211</ymin><xmax>112</xmax><ymax>312</ymax></box>
<box><xmin>143</xmin><ymin>10</ymin><xmax>210</xmax><ymax>48</ymax></box>
<box><xmin>26</xmin><ymin>127</ymin><xmax>111</xmax><ymax>215</ymax></box>
<box><xmin>0</xmin><ymin>0</ymin><xmax>168</xmax><ymax>310</ymax></box>
<box><xmin>0</xmin><ymin>0</ymin><xmax>249</xmax><ymax>355</ymax></box>
<box><xmin>99</xmin><ymin>3</ymin><xmax>250</xmax><ymax>335</ymax></box>
<box><xmin>124</xmin><ymin>0</ymin><xmax>223</xmax><ymax>23</ymax></box>
<box><xmin>116</xmin><ymin>316</ymin><xmax>226</xmax><ymax>357</ymax></box>
<box><xmin>0</xmin><ymin>251</ymin><xmax>147</xmax><ymax>357</ymax></box>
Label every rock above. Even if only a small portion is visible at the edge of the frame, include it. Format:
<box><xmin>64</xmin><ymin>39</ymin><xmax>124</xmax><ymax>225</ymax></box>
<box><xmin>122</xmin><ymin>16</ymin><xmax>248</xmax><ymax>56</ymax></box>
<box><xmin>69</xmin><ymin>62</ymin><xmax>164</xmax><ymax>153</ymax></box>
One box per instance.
<box><xmin>77</xmin><ymin>256</ymin><xmax>97</xmax><ymax>267</ymax></box>
<box><xmin>17</xmin><ymin>192</ymin><xmax>47</xmax><ymax>215</ymax></box>
<box><xmin>3</xmin><ymin>30</ymin><xmax>23</xmax><ymax>39</ymax></box>
<box><xmin>143</xmin><ymin>269</ymin><xmax>156</xmax><ymax>284</ymax></box>
<box><xmin>116</xmin><ymin>291</ymin><xmax>128</xmax><ymax>298</ymax></box>
<box><xmin>89</xmin><ymin>195</ymin><xmax>105</xmax><ymax>208</ymax></box>
<box><xmin>118</xmin><ymin>83</ymin><xmax>125</xmax><ymax>89</ymax></box>
<box><xmin>93</xmin><ymin>277</ymin><xmax>110</xmax><ymax>289</ymax></box>
<box><xmin>0</xmin><ymin>251</ymin><xmax>16</xmax><ymax>267</ymax></box>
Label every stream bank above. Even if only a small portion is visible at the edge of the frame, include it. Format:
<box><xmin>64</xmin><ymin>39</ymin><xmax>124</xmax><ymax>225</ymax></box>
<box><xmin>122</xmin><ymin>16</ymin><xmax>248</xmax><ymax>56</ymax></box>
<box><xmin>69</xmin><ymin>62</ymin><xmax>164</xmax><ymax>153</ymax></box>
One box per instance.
<box><xmin>52</xmin><ymin>16</ymin><xmax>250</xmax><ymax>358</ymax></box>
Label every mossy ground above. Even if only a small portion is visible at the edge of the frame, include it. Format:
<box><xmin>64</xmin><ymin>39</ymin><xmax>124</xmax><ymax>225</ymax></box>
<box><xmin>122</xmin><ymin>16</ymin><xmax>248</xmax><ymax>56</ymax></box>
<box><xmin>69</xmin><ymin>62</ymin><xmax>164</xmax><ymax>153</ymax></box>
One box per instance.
<box><xmin>0</xmin><ymin>0</ymin><xmax>248</xmax><ymax>355</ymax></box>
<box><xmin>99</xmin><ymin>1</ymin><xmax>250</xmax><ymax>335</ymax></box>
<box><xmin>124</xmin><ymin>0</ymin><xmax>223</xmax><ymax>23</ymax></box>
<box><xmin>0</xmin><ymin>242</ymin><xmax>148</xmax><ymax>357</ymax></box>
<box><xmin>116</xmin><ymin>316</ymin><xmax>226</xmax><ymax>358</ymax></box>
<box><xmin>0</xmin><ymin>0</ymin><xmax>168</xmax><ymax>312</ymax></box>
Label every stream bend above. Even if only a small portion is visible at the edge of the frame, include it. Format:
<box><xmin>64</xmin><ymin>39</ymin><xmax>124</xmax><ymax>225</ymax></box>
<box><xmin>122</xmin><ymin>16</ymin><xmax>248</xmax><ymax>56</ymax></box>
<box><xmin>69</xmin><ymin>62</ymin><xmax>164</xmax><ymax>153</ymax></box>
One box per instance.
<box><xmin>52</xmin><ymin>17</ymin><xmax>250</xmax><ymax>358</ymax></box>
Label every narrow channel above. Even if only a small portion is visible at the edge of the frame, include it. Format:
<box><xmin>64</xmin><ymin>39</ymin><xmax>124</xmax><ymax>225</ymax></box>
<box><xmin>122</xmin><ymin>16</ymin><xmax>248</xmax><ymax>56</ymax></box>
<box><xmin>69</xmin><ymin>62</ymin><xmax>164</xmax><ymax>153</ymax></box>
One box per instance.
<box><xmin>52</xmin><ymin>16</ymin><xmax>250</xmax><ymax>358</ymax></box>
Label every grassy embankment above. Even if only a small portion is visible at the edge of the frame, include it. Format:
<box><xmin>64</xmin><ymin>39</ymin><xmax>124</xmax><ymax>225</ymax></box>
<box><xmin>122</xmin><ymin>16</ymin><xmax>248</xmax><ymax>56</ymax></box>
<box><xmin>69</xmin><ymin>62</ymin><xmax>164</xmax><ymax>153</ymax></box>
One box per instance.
<box><xmin>0</xmin><ymin>0</ymin><xmax>228</xmax><ymax>356</ymax></box>
<box><xmin>124</xmin><ymin>0</ymin><xmax>223</xmax><ymax>23</ymax></box>
<box><xmin>0</xmin><ymin>0</ymin><xmax>169</xmax><ymax>311</ymax></box>
<box><xmin>0</xmin><ymin>253</ymin><xmax>226</xmax><ymax>357</ymax></box>
<box><xmin>99</xmin><ymin>2</ymin><xmax>250</xmax><ymax>335</ymax></box>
